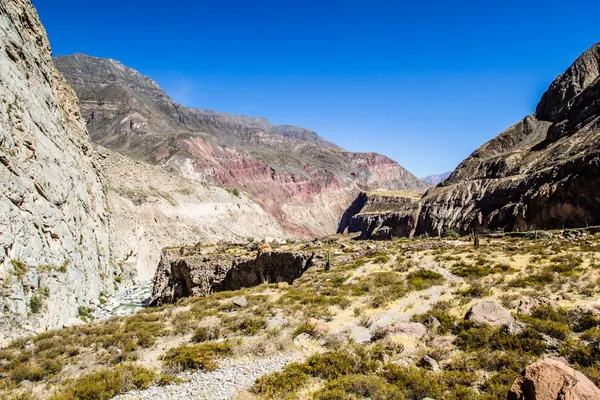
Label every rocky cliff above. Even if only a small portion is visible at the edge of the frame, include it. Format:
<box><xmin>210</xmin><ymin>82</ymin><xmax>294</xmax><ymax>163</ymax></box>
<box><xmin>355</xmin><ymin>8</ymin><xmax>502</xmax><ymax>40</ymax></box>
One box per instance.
<box><xmin>150</xmin><ymin>245</ymin><xmax>314</xmax><ymax>305</ymax></box>
<box><xmin>337</xmin><ymin>190</ymin><xmax>422</xmax><ymax>239</ymax></box>
<box><xmin>0</xmin><ymin>0</ymin><xmax>116</xmax><ymax>339</ymax></box>
<box><xmin>347</xmin><ymin>42</ymin><xmax>600</xmax><ymax>239</ymax></box>
<box><xmin>53</xmin><ymin>54</ymin><xmax>430</xmax><ymax>237</ymax></box>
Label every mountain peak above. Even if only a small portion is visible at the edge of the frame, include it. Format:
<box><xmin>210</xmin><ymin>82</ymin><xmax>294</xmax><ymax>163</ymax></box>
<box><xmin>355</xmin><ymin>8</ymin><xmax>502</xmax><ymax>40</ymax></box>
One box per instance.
<box><xmin>536</xmin><ymin>42</ymin><xmax>600</xmax><ymax>121</ymax></box>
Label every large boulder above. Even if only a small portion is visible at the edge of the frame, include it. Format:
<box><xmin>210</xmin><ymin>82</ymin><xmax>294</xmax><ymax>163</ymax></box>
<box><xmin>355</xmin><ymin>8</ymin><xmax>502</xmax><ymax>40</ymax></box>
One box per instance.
<box><xmin>508</xmin><ymin>359</ymin><xmax>600</xmax><ymax>400</ymax></box>
<box><xmin>465</xmin><ymin>301</ymin><xmax>514</xmax><ymax>326</ymax></box>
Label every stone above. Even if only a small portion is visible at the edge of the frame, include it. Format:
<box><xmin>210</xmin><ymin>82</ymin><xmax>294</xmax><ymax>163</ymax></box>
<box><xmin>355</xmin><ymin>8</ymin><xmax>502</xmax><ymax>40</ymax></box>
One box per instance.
<box><xmin>518</xmin><ymin>297</ymin><xmax>559</xmax><ymax>316</ymax></box>
<box><xmin>505</xmin><ymin>321</ymin><xmax>527</xmax><ymax>335</ymax></box>
<box><xmin>308</xmin><ymin>318</ymin><xmax>330</xmax><ymax>336</ymax></box>
<box><xmin>508</xmin><ymin>359</ymin><xmax>600</xmax><ymax>400</ymax></box>
<box><xmin>277</xmin><ymin>282</ymin><xmax>290</xmax><ymax>289</ymax></box>
<box><xmin>465</xmin><ymin>301</ymin><xmax>514</xmax><ymax>326</ymax></box>
<box><xmin>425</xmin><ymin>316</ymin><xmax>441</xmax><ymax>333</ymax></box>
<box><xmin>233</xmin><ymin>297</ymin><xmax>248</xmax><ymax>307</ymax></box>
<box><xmin>419</xmin><ymin>355</ymin><xmax>440</xmax><ymax>372</ymax></box>
<box><xmin>386</xmin><ymin>322</ymin><xmax>428</xmax><ymax>339</ymax></box>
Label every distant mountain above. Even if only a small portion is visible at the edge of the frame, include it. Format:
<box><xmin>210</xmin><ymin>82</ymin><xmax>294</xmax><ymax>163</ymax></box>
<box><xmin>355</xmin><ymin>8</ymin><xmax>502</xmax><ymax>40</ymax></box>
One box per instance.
<box><xmin>54</xmin><ymin>54</ymin><xmax>430</xmax><ymax>237</ymax></box>
<box><xmin>422</xmin><ymin>171</ymin><xmax>452</xmax><ymax>186</ymax></box>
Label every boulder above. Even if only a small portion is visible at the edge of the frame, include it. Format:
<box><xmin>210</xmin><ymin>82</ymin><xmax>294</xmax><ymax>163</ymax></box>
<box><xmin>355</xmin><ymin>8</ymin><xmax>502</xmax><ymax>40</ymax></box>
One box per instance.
<box><xmin>418</xmin><ymin>355</ymin><xmax>440</xmax><ymax>372</ymax></box>
<box><xmin>465</xmin><ymin>301</ymin><xmax>514</xmax><ymax>326</ymax></box>
<box><xmin>386</xmin><ymin>322</ymin><xmax>428</xmax><ymax>339</ymax></box>
<box><xmin>233</xmin><ymin>297</ymin><xmax>248</xmax><ymax>307</ymax></box>
<box><xmin>518</xmin><ymin>297</ymin><xmax>559</xmax><ymax>316</ymax></box>
<box><xmin>508</xmin><ymin>359</ymin><xmax>600</xmax><ymax>400</ymax></box>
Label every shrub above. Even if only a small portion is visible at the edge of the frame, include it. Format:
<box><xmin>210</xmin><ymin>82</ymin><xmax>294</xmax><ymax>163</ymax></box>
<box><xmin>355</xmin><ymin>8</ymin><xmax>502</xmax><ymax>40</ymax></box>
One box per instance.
<box><xmin>451</xmin><ymin>262</ymin><xmax>492</xmax><ymax>278</ymax></box>
<box><xmin>314</xmin><ymin>374</ymin><xmax>403</xmax><ymax>400</ymax></box>
<box><xmin>49</xmin><ymin>364</ymin><xmax>155</xmax><ymax>400</ymax></box>
<box><xmin>454</xmin><ymin>322</ymin><xmax>547</xmax><ymax>356</ymax></box>
<box><xmin>410</xmin><ymin>302</ymin><xmax>456</xmax><ymax>334</ymax></box>
<box><xmin>252</xmin><ymin>363</ymin><xmax>310</xmax><ymax>396</ymax></box>
<box><xmin>406</xmin><ymin>269</ymin><xmax>444</xmax><ymax>291</ymax></box>
<box><xmin>161</xmin><ymin>342</ymin><xmax>231</xmax><ymax>371</ymax></box>
<box><xmin>509</xmin><ymin>270</ymin><xmax>555</xmax><ymax>287</ymax></box>
<box><xmin>191</xmin><ymin>326</ymin><xmax>220</xmax><ymax>343</ymax></box>
<box><xmin>29</xmin><ymin>295</ymin><xmax>43</xmax><ymax>313</ymax></box>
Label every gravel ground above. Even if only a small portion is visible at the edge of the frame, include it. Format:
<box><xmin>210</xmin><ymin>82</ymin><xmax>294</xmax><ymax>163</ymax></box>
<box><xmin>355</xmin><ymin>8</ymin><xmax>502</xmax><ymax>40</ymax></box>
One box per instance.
<box><xmin>112</xmin><ymin>352</ymin><xmax>303</xmax><ymax>400</ymax></box>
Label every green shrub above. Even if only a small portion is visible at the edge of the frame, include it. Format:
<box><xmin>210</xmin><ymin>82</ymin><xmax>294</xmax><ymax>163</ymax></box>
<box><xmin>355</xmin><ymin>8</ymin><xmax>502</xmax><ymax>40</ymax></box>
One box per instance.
<box><xmin>252</xmin><ymin>363</ymin><xmax>310</xmax><ymax>396</ymax></box>
<box><xmin>161</xmin><ymin>342</ymin><xmax>231</xmax><ymax>371</ymax></box>
<box><xmin>451</xmin><ymin>262</ymin><xmax>492</xmax><ymax>278</ymax></box>
<box><xmin>191</xmin><ymin>326</ymin><xmax>221</xmax><ymax>343</ymax></box>
<box><xmin>454</xmin><ymin>322</ymin><xmax>547</xmax><ymax>356</ymax></box>
<box><xmin>29</xmin><ymin>296</ymin><xmax>43</xmax><ymax>313</ymax></box>
<box><xmin>406</xmin><ymin>269</ymin><xmax>444</xmax><ymax>291</ymax></box>
<box><xmin>509</xmin><ymin>270</ymin><xmax>555</xmax><ymax>287</ymax></box>
<box><xmin>49</xmin><ymin>364</ymin><xmax>155</xmax><ymax>400</ymax></box>
<box><xmin>314</xmin><ymin>374</ymin><xmax>403</xmax><ymax>400</ymax></box>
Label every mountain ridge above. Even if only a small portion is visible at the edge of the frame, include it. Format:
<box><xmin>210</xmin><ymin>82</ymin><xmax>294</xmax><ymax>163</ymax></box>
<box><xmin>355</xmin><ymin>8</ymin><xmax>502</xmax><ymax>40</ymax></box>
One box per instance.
<box><xmin>54</xmin><ymin>53</ymin><xmax>430</xmax><ymax>237</ymax></box>
<box><xmin>342</xmin><ymin>42</ymin><xmax>600</xmax><ymax>239</ymax></box>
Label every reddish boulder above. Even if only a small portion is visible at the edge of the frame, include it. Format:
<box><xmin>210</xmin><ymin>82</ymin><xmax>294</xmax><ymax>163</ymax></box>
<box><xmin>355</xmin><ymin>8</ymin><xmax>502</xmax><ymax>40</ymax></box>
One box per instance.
<box><xmin>508</xmin><ymin>359</ymin><xmax>600</xmax><ymax>400</ymax></box>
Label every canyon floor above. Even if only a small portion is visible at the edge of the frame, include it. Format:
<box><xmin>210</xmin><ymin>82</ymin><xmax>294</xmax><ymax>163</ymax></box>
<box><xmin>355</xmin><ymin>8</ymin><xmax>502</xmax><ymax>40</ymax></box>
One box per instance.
<box><xmin>3</xmin><ymin>231</ymin><xmax>600</xmax><ymax>399</ymax></box>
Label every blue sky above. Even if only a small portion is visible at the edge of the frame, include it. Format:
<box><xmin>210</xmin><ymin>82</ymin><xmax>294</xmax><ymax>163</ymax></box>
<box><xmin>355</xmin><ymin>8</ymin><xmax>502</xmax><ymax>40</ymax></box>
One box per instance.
<box><xmin>33</xmin><ymin>0</ymin><xmax>599</xmax><ymax>177</ymax></box>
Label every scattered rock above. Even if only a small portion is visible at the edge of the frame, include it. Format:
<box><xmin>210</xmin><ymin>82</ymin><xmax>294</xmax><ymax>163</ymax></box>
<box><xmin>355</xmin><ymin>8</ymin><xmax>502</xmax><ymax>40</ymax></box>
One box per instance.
<box><xmin>465</xmin><ymin>301</ymin><xmax>514</xmax><ymax>326</ymax></box>
<box><xmin>233</xmin><ymin>297</ymin><xmax>248</xmax><ymax>307</ymax></box>
<box><xmin>308</xmin><ymin>318</ymin><xmax>330</xmax><ymax>336</ymax></box>
<box><xmin>424</xmin><ymin>316</ymin><xmax>441</xmax><ymax>333</ymax></box>
<box><xmin>518</xmin><ymin>297</ymin><xmax>559</xmax><ymax>316</ymax></box>
<box><xmin>505</xmin><ymin>321</ymin><xmax>527</xmax><ymax>335</ymax></box>
<box><xmin>508</xmin><ymin>359</ymin><xmax>600</xmax><ymax>400</ymax></box>
<box><xmin>419</xmin><ymin>355</ymin><xmax>440</xmax><ymax>372</ymax></box>
<box><xmin>387</xmin><ymin>323</ymin><xmax>428</xmax><ymax>339</ymax></box>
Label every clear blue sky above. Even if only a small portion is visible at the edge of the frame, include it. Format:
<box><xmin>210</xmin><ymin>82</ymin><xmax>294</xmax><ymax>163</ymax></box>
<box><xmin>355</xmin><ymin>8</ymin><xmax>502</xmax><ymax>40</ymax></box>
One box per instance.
<box><xmin>33</xmin><ymin>0</ymin><xmax>599</xmax><ymax>177</ymax></box>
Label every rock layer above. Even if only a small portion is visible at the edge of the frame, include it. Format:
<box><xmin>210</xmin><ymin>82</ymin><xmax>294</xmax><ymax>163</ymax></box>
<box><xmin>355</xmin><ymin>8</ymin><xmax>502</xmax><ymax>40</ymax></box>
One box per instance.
<box><xmin>0</xmin><ymin>0</ymin><xmax>114</xmax><ymax>339</ymax></box>
<box><xmin>150</xmin><ymin>246</ymin><xmax>314</xmax><ymax>305</ymax></box>
<box><xmin>53</xmin><ymin>54</ymin><xmax>430</xmax><ymax>237</ymax></box>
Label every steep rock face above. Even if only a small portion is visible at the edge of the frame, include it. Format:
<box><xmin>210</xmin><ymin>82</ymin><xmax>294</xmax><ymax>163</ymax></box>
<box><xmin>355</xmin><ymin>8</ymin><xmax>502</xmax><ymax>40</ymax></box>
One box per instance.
<box><xmin>53</xmin><ymin>54</ymin><xmax>430</xmax><ymax>237</ymax></box>
<box><xmin>346</xmin><ymin>43</ymin><xmax>600</xmax><ymax>238</ymax></box>
<box><xmin>0</xmin><ymin>0</ymin><xmax>115</xmax><ymax>339</ymax></box>
<box><xmin>337</xmin><ymin>190</ymin><xmax>422</xmax><ymax>239</ymax></box>
<box><xmin>150</xmin><ymin>246</ymin><xmax>314</xmax><ymax>305</ymax></box>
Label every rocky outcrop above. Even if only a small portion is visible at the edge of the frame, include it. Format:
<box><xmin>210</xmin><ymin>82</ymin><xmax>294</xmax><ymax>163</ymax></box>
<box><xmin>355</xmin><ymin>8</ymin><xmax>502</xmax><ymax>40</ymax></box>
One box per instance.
<box><xmin>465</xmin><ymin>301</ymin><xmax>514</xmax><ymax>327</ymax></box>
<box><xmin>53</xmin><ymin>54</ymin><xmax>430</xmax><ymax>237</ymax></box>
<box><xmin>0</xmin><ymin>0</ymin><xmax>116</xmax><ymax>339</ymax></box>
<box><xmin>508</xmin><ymin>359</ymin><xmax>600</xmax><ymax>400</ymax></box>
<box><xmin>343</xmin><ymin>42</ymin><xmax>600</xmax><ymax>238</ymax></box>
<box><xmin>337</xmin><ymin>190</ymin><xmax>422</xmax><ymax>239</ymax></box>
<box><xmin>150</xmin><ymin>246</ymin><xmax>314</xmax><ymax>305</ymax></box>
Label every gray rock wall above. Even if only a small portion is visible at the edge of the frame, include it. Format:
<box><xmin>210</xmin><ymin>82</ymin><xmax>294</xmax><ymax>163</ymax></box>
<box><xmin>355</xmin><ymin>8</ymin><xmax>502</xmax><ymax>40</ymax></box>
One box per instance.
<box><xmin>0</xmin><ymin>0</ymin><xmax>114</xmax><ymax>340</ymax></box>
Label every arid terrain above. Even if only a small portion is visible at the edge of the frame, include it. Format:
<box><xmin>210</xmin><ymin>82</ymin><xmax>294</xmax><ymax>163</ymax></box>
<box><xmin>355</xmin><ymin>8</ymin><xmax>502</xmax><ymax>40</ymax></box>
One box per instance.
<box><xmin>3</xmin><ymin>0</ymin><xmax>600</xmax><ymax>399</ymax></box>
<box><xmin>3</xmin><ymin>231</ymin><xmax>600</xmax><ymax>399</ymax></box>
